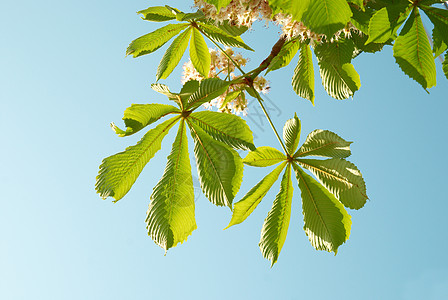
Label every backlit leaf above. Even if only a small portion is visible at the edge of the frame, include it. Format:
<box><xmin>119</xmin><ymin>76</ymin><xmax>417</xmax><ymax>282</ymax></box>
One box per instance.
<box><xmin>294</xmin><ymin>129</ymin><xmax>352</xmax><ymax>158</ymax></box>
<box><xmin>190</xmin><ymin>28</ymin><xmax>211</xmax><ymax>77</ymax></box>
<box><xmin>244</xmin><ymin>146</ymin><xmax>286</xmax><ymax>167</ymax></box>
<box><xmin>292</xmin><ymin>44</ymin><xmax>315</xmax><ymax>103</ymax></box>
<box><xmin>198</xmin><ymin>23</ymin><xmax>253</xmax><ymax>51</ymax></box>
<box><xmin>186</xmin><ymin>78</ymin><xmax>230</xmax><ymax>110</ymax></box>
<box><xmin>138</xmin><ymin>6</ymin><xmax>176</xmax><ymax>22</ymax></box>
<box><xmin>283</xmin><ymin>113</ymin><xmax>301</xmax><ymax>155</ymax></box>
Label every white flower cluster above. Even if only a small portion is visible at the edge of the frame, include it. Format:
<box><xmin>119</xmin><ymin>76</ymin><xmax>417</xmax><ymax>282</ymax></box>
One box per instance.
<box><xmin>182</xmin><ymin>48</ymin><xmax>270</xmax><ymax>115</ymax></box>
<box><xmin>194</xmin><ymin>0</ymin><xmax>365</xmax><ymax>45</ymax></box>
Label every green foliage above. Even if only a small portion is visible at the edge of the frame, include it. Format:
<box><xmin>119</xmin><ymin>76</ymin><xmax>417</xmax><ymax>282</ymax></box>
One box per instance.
<box><xmin>98</xmin><ymin>1</ymin><xmax>447</xmax><ymax>264</ymax></box>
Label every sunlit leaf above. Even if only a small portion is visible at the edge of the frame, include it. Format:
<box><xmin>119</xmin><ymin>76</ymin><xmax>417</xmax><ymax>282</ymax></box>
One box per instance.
<box><xmin>267</xmin><ymin>37</ymin><xmax>301</xmax><ymax>73</ymax></box>
<box><xmin>138</xmin><ymin>6</ymin><xmax>176</xmax><ymax>22</ymax></box>
<box><xmin>111</xmin><ymin>104</ymin><xmax>180</xmax><ymax>137</ymax></box>
<box><xmin>126</xmin><ymin>23</ymin><xmax>189</xmax><ymax>58</ymax></box>
<box><xmin>226</xmin><ymin>162</ymin><xmax>287</xmax><ymax>229</ymax></box>
<box><xmin>292</xmin><ymin>44</ymin><xmax>315</xmax><ymax>103</ymax></box>
<box><xmin>294</xmin><ymin>129</ymin><xmax>352</xmax><ymax>158</ymax></box>
<box><xmin>259</xmin><ymin>164</ymin><xmax>293</xmax><ymax>266</ymax></box>
<box><xmin>189</xmin><ymin>111</ymin><xmax>255</xmax><ymax>151</ymax></box>
<box><xmin>283</xmin><ymin>113</ymin><xmax>301</xmax><ymax>155</ymax></box>
<box><xmin>190</xmin><ymin>28</ymin><xmax>211</xmax><ymax>77</ymax></box>
<box><xmin>244</xmin><ymin>146</ymin><xmax>286</xmax><ymax>167</ymax></box>
<box><xmin>189</xmin><ymin>121</ymin><xmax>243</xmax><ymax>207</ymax></box>
<box><xmin>297</xmin><ymin>158</ymin><xmax>368</xmax><ymax>209</ymax></box>
<box><xmin>146</xmin><ymin>120</ymin><xmax>196</xmax><ymax>251</ymax></box>
<box><xmin>96</xmin><ymin>117</ymin><xmax>180</xmax><ymax>201</ymax></box>
<box><xmin>186</xmin><ymin>78</ymin><xmax>230</xmax><ymax>110</ymax></box>
<box><xmin>293</xmin><ymin>163</ymin><xmax>351</xmax><ymax>254</ymax></box>
<box><xmin>197</xmin><ymin>23</ymin><xmax>254</xmax><ymax>51</ymax></box>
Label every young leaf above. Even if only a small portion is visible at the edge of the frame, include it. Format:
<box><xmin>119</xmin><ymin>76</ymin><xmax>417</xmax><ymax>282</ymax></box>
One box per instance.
<box><xmin>151</xmin><ymin>83</ymin><xmax>178</xmax><ymax>100</ymax></box>
<box><xmin>197</xmin><ymin>23</ymin><xmax>254</xmax><ymax>51</ymax></box>
<box><xmin>188</xmin><ymin>121</ymin><xmax>243</xmax><ymax>207</ymax></box>
<box><xmin>220</xmin><ymin>90</ymin><xmax>242</xmax><ymax>109</ymax></box>
<box><xmin>243</xmin><ymin>146</ymin><xmax>286</xmax><ymax>167</ymax></box>
<box><xmin>96</xmin><ymin>116</ymin><xmax>180</xmax><ymax>201</ymax></box>
<box><xmin>111</xmin><ymin>104</ymin><xmax>180</xmax><ymax>137</ymax></box>
<box><xmin>267</xmin><ymin>37</ymin><xmax>301</xmax><ymax>73</ymax></box>
<box><xmin>226</xmin><ymin>162</ymin><xmax>287</xmax><ymax>229</ymax></box>
<box><xmin>268</xmin><ymin>0</ymin><xmax>310</xmax><ymax>21</ymax></box>
<box><xmin>186</xmin><ymin>78</ymin><xmax>230</xmax><ymax>110</ymax></box>
<box><xmin>137</xmin><ymin>6</ymin><xmax>176</xmax><ymax>22</ymax></box>
<box><xmin>190</xmin><ymin>28</ymin><xmax>211</xmax><ymax>77</ymax></box>
<box><xmin>146</xmin><ymin>120</ymin><xmax>196</xmax><ymax>251</ymax></box>
<box><xmin>296</xmin><ymin>158</ymin><xmax>368</xmax><ymax>209</ymax></box>
<box><xmin>292</xmin><ymin>44</ymin><xmax>315</xmax><ymax>103</ymax></box>
<box><xmin>293</xmin><ymin>164</ymin><xmax>351</xmax><ymax>254</ymax></box>
<box><xmin>318</xmin><ymin>61</ymin><xmax>361</xmax><ymax>100</ymax></box>
<box><xmin>294</xmin><ymin>129</ymin><xmax>352</xmax><ymax>158</ymax></box>
<box><xmin>259</xmin><ymin>164</ymin><xmax>294</xmax><ymax>266</ymax></box>
<box><xmin>366</xmin><ymin>3</ymin><xmax>412</xmax><ymax>44</ymax></box>
<box><xmin>157</xmin><ymin>28</ymin><xmax>192</xmax><ymax>81</ymax></box>
<box><xmin>126</xmin><ymin>23</ymin><xmax>189</xmax><ymax>58</ymax></box>
<box><xmin>393</xmin><ymin>8</ymin><xmax>437</xmax><ymax>90</ymax></box>
<box><xmin>283</xmin><ymin>113</ymin><xmax>301</xmax><ymax>156</ymax></box>
<box><xmin>189</xmin><ymin>111</ymin><xmax>256</xmax><ymax>151</ymax></box>
<box><xmin>301</xmin><ymin>0</ymin><xmax>352</xmax><ymax>38</ymax></box>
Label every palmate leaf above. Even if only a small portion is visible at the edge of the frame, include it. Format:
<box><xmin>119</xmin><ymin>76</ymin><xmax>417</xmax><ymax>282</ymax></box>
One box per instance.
<box><xmin>293</xmin><ymin>163</ymin><xmax>351</xmax><ymax>254</ymax></box>
<box><xmin>189</xmin><ymin>111</ymin><xmax>255</xmax><ymax>151</ymax></box>
<box><xmin>197</xmin><ymin>23</ymin><xmax>254</xmax><ymax>51</ymax></box>
<box><xmin>266</xmin><ymin>37</ymin><xmax>301</xmax><ymax>73</ymax></box>
<box><xmin>301</xmin><ymin>0</ymin><xmax>352</xmax><ymax>37</ymax></box>
<box><xmin>213</xmin><ymin>20</ymin><xmax>248</xmax><ymax>37</ymax></box>
<box><xmin>244</xmin><ymin>146</ymin><xmax>286</xmax><ymax>167</ymax></box>
<box><xmin>294</xmin><ymin>129</ymin><xmax>352</xmax><ymax>158</ymax></box>
<box><xmin>259</xmin><ymin>164</ymin><xmax>294</xmax><ymax>266</ymax></box>
<box><xmin>126</xmin><ymin>23</ymin><xmax>189</xmax><ymax>58</ymax></box>
<box><xmin>156</xmin><ymin>27</ymin><xmax>192</xmax><ymax>81</ymax></box>
<box><xmin>366</xmin><ymin>3</ymin><xmax>412</xmax><ymax>44</ymax></box>
<box><xmin>421</xmin><ymin>5</ymin><xmax>448</xmax><ymax>57</ymax></box>
<box><xmin>137</xmin><ymin>6</ymin><xmax>176</xmax><ymax>22</ymax></box>
<box><xmin>146</xmin><ymin>119</ymin><xmax>196</xmax><ymax>251</ymax></box>
<box><xmin>179</xmin><ymin>80</ymin><xmax>200</xmax><ymax>108</ymax></box>
<box><xmin>292</xmin><ymin>44</ymin><xmax>315</xmax><ymax>103</ymax></box>
<box><xmin>296</xmin><ymin>158</ymin><xmax>368</xmax><ymax>209</ymax></box>
<box><xmin>188</xmin><ymin>120</ymin><xmax>243</xmax><ymax>207</ymax></box>
<box><xmin>393</xmin><ymin>7</ymin><xmax>437</xmax><ymax>90</ymax></box>
<box><xmin>111</xmin><ymin>104</ymin><xmax>180</xmax><ymax>137</ymax></box>
<box><xmin>186</xmin><ymin>78</ymin><xmax>230</xmax><ymax>110</ymax></box>
<box><xmin>283</xmin><ymin>113</ymin><xmax>301</xmax><ymax>155</ymax></box>
<box><xmin>96</xmin><ymin>116</ymin><xmax>180</xmax><ymax>201</ymax></box>
<box><xmin>226</xmin><ymin>162</ymin><xmax>287</xmax><ymax>229</ymax></box>
<box><xmin>190</xmin><ymin>28</ymin><xmax>211</xmax><ymax>77</ymax></box>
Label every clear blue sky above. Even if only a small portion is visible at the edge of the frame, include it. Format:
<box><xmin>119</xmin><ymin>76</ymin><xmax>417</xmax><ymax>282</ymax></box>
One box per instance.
<box><xmin>1</xmin><ymin>1</ymin><xmax>448</xmax><ymax>299</ymax></box>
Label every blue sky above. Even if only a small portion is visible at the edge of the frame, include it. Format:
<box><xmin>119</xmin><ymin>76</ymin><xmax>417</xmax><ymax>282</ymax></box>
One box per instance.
<box><xmin>1</xmin><ymin>1</ymin><xmax>448</xmax><ymax>299</ymax></box>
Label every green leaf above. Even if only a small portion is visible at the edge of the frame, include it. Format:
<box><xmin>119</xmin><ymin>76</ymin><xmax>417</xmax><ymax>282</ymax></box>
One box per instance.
<box><xmin>294</xmin><ymin>129</ymin><xmax>352</xmax><ymax>158</ymax></box>
<box><xmin>201</xmin><ymin>0</ymin><xmax>232</xmax><ymax>12</ymax></box>
<box><xmin>266</xmin><ymin>38</ymin><xmax>301</xmax><ymax>73</ymax></box>
<box><xmin>126</xmin><ymin>23</ymin><xmax>189</xmax><ymax>58</ymax></box>
<box><xmin>443</xmin><ymin>52</ymin><xmax>448</xmax><ymax>80</ymax></box>
<box><xmin>350</xmin><ymin>6</ymin><xmax>375</xmax><ymax>34</ymax></box>
<box><xmin>393</xmin><ymin>8</ymin><xmax>437</xmax><ymax>90</ymax></box>
<box><xmin>351</xmin><ymin>33</ymin><xmax>388</xmax><ymax>55</ymax></box>
<box><xmin>225</xmin><ymin>162</ymin><xmax>287</xmax><ymax>229</ymax></box>
<box><xmin>179</xmin><ymin>80</ymin><xmax>200</xmax><ymax>108</ymax></box>
<box><xmin>259</xmin><ymin>164</ymin><xmax>294</xmax><ymax>266</ymax></box>
<box><xmin>301</xmin><ymin>0</ymin><xmax>352</xmax><ymax>37</ymax></box>
<box><xmin>366</xmin><ymin>3</ymin><xmax>412</xmax><ymax>44</ymax></box>
<box><xmin>243</xmin><ymin>146</ymin><xmax>286</xmax><ymax>167</ymax></box>
<box><xmin>268</xmin><ymin>0</ymin><xmax>310</xmax><ymax>22</ymax></box>
<box><xmin>190</xmin><ymin>28</ymin><xmax>211</xmax><ymax>77</ymax></box>
<box><xmin>292</xmin><ymin>44</ymin><xmax>315</xmax><ymax>103</ymax></box>
<box><xmin>189</xmin><ymin>111</ymin><xmax>256</xmax><ymax>151</ymax></box>
<box><xmin>283</xmin><ymin>113</ymin><xmax>301</xmax><ymax>156</ymax></box>
<box><xmin>138</xmin><ymin>6</ymin><xmax>176</xmax><ymax>22</ymax></box>
<box><xmin>348</xmin><ymin>0</ymin><xmax>364</xmax><ymax>11</ymax></box>
<box><xmin>146</xmin><ymin>119</ymin><xmax>196</xmax><ymax>251</ymax></box>
<box><xmin>314</xmin><ymin>38</ymin><xmax>355</xmax><ymax>65</ymax></box>
<box><xmin>156</xmin><ymin>28</ymin><xmax>192</xmax><ymax>81</ymax></box>
<box><xmin>296</xmin><ymin>158</ymin><xmax>368</xmax><ymax>209</ymax></box>
<box><xmin>197</xmin><ymin>23</ymin><xmax>254</xmax><ymax>51</ymax></box>
<box><xmin>188</xmin><ymin>120</ymin><xmax>243</xmax><ymax>207</ymax></box>
<box><xmin>220</xmin><ymin>90</ymin><xmax>243</xmax><ymax>109</ymax></box>
<box><xmin>293</xmin><ymin>163</ymin><xmax>351</xmax><ymax>254</ymax></box>
<box><xmin>96</xmin><ymin>117</ymin><xmax>180</xmax><ymax>201</ymax></box>
<box><xmin>421</xmin><ymin>5</ymin><xmax>448</xmax><ymax>56</ymax></box>
<box><xmin>186</xmin><ymin>78</ymin><xmax>231</xmax><ymax>110</ymax></box>
<box><xmin>151</xmin><ymin>83</ymin><xmax>177</xmax><ymax>100</ymax></box>
<box><xmin>111</xmin><ymin>104</ymin><xmax>180</xmax><ymax>137</ymax></box>
<box><xmin>213</xmin><ymin>20</ymin><xmax>248</xmax><ymax>36</ymax></box>
<box><xmin>318</xmin><ymin>61</ymin><xmax>361</xmax><ymax>100</ymax></box>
